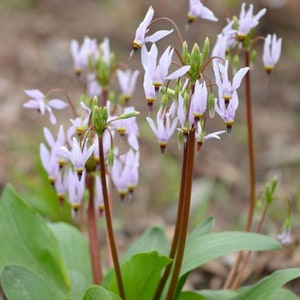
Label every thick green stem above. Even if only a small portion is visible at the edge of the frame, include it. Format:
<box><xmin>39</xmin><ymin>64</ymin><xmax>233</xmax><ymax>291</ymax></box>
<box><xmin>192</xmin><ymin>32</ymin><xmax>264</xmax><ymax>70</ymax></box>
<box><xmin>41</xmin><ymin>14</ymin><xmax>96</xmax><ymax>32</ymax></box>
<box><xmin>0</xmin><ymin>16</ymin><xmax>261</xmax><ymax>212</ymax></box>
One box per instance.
<box><xmin>153</xmin><ymin>140</ymin><xmax>188</xmax><ymax>300</ymax></box>
<box><xmin>86</xmin><ymin>174</ymin><xmax>103</xmax><ymax>284</ymax></box>
<box><xmin>166</xmin><ymin>129</ymin><xmax>196</xmax><ymax>300</ymax></box>
<box><xmin>98</xmin><ymin>133</ymin><xmax>126</xmax><ymax>300</ymax></box>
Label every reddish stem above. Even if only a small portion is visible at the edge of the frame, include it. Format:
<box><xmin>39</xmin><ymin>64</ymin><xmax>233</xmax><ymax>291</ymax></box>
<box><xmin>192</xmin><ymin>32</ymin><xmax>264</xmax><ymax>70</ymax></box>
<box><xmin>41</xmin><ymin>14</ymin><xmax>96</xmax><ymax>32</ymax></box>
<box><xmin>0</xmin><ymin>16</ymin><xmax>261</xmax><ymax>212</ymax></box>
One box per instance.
<box><xmin>86</xmin><ymin>174</ymin><xmax>103</xmax><ymax>284</ymax></box>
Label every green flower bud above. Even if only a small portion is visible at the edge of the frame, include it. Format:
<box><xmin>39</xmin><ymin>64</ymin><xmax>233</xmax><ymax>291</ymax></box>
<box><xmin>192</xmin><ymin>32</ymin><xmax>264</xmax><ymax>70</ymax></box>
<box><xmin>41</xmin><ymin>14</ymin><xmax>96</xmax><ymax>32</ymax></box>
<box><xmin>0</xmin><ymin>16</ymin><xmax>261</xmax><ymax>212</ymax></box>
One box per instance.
<box><xmin>208</xmin><ymin>92</ymin><xmax>215</xmax><ymax>118</ymax></box>
<box><xmin>202</xmin><ymin>37</ymin><xmax>210</xmax><ymax>63</ymax></box>
<box><xmin>250</xmin><ymin>49</ymin><xmax>257</xmax><ymax>67</ymax></box>
<box><xmin>161</xmin><ymin>92</ymin><xmax>169</xmax><ymax>108</ymax></box>
<box><xmin>107</xmin><ymin>146</ymin><xmax>114</xmax><ymax>166</ymax></box>
<box><xmin>118</xmin><ymin>110</ymin><xmax>140</xmax><ymax>120</ymax></box>
<box><xmin>93</xmin><ymin>105</ymin><xmax>108</xmax><ymax>134</ymax></box>
<box><xmin>181</xmin><ymin>41</ymin><xmax>190</xmax><ymax>65</ymax></box>
<box><xmin>97</xmin><ymin>60</ymin><xmax>110</xmax><ymax>87</ymax></box>
<box><xmin>233</xmin><ymin>54</ymin><xmax>240</xmax><ymax>73</ymax></box>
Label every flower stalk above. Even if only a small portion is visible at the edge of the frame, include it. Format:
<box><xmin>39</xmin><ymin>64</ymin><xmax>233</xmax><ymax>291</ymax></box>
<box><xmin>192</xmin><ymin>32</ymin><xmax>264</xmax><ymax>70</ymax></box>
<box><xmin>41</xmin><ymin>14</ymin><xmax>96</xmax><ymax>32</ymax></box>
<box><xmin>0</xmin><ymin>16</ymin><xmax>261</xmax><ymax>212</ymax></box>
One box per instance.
<box><xmin>98</xmin><ymin>131</ymin><xmax>126</xmax><ymax>300</ymax></box>
<box><xmin>166</xmin><ymin>127</ymin><xmax>196</xmax><ymax>300</ymax></box>
<box><xmin>86</xmin><ymin>174</ymin><xmax>103</xmax><ymax>284</ymax></box>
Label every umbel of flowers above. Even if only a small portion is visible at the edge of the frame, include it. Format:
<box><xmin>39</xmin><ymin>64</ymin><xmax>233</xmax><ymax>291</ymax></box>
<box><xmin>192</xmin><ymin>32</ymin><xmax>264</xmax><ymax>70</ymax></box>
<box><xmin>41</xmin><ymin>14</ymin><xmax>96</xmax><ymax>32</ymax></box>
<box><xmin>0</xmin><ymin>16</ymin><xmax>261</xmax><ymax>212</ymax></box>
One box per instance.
<box><xmin>22</xmin><ymin>1</ymin><xmax>287</xmax><ymax>299</ymax></box>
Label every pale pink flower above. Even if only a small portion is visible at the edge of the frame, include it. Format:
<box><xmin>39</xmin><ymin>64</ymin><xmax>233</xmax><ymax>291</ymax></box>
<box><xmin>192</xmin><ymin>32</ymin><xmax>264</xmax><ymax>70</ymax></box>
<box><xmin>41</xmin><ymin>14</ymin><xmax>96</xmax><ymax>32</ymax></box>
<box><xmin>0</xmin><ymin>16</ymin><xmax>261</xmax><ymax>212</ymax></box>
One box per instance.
<box><xmin>23</xmin><ymin>89</ymin><xmax>67</xmax><ymax>124</ymax></box>
<box><xmin>213</xmin><ymin>60</ymin><xmax>249</xmax><ymax>103</ymax></box>
<box><xmin>278</xmin><ymin>227</ymin><xmax>292</xmax><ymax>245</ymax></box>
<box><xmin>131</xmin><ymin>6</ymin><xmax>173</xmax><ymax>52</ymax></box>
<box><xmin>263</xmin><ymin>34</ymin><xmax>282</xmax><ymax>73</ymax></box>
<box><xmin>237</xmin><ymin>3</ymin><xmax>266</xmax><ymax>40</ymax></box>
<box><xmin>146</xmin><ymin>102</ymin><xmax>178</xmax><ymax>153</ymax></box>
<box><xmin>187</xmin><ymin>0</ymin><xmax>218</xmax><ymax>23</ymax></box>
<box><xmin>70</xmin><ymin>36</ymin><xmax>99</xmax><ymax>74</ymax></box>
<box><xmin>116</xmin><ymin>69</ymin><xmax>140</xmax><ymax>101</ymax></box>
<box><xmin>141</xmin><ymin>44</ymin><xmax>190</xmax><ymax>90</ymax></box>
<box><xmin>60</xmin><ymin>137</ymin><xmax>96</xmax><ymax>179</ymax></box>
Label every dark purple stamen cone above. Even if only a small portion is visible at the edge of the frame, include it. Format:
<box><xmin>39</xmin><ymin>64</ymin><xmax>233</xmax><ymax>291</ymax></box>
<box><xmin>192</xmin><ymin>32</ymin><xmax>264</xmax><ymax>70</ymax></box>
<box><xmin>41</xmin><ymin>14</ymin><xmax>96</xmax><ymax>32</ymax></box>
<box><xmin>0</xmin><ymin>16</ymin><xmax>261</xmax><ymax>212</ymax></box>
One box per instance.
<box><xmin>160</xmin><ymin>144</ymin><xmax>166</xmax><ymax>154</ymax></box>
<box><xmin>226</xmin><ymin>124</ymin><xmax>232</xmax><ymax>134</ymax></box>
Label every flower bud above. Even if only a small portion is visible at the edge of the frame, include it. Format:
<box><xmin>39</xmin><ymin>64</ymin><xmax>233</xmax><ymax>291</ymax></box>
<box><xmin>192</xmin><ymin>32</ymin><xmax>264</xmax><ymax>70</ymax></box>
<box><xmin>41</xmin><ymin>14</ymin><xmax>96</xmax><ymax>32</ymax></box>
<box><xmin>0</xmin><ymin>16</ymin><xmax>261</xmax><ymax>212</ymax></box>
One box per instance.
<box><xmin>181</xmin><ymin>41</ymin><xmax>190</xmax><ymax>65</ymax></box>
<box><xmin>208</xmin><ymin>92</ymin><xmax>215</xmax><ymax>118</ymax></box>
<box><xmin>93</xmin><ymin>105</ymin><xmax>108</xmax><ymax>134</ymax></box>
<box><xmin>202</xmin><ymin>37</ymin><xmax>210</xmax><ymax>63</ymax></box>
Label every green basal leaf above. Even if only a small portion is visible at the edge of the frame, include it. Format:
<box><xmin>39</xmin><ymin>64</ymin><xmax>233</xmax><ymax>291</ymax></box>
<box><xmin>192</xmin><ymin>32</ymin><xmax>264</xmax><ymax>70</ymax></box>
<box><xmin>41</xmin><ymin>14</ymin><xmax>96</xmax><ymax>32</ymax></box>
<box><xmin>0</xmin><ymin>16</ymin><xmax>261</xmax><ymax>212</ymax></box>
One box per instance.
<box><xmin>21</xmin><ymin>161</ymin><xmax>73</xmax><ymax>222</ymax></box>
<box><xmin>1</xmin><ymin>265</ymin><xmax>66</xmax><ymax>300</ymax></box>
<box><xmin>108</xmin><ymin>251</ymin><xmax>171</xmax><ymax>300</ymax></box>
<box><xmin>188</xmin><ymin>217</ymin><xmax>214</xmax><ymax>241</ymax></box>
<box><xmin>178</xmin><ymin>291</ymin><xmax>207</xmax><ymax>300</ymax></box>
<box><xmin>102</xmin><ymin>226</ymin><xmax>170</xmax><ymax>288</ymax></box>
<box><xmin>0</xmin><ymin>184</ymin><xmax>70</xmax><ymax>298</ymax></box>
<box><xmin>232</xmin><ymin>268</ymin><xmax>300</xmax><ymax>300</ymax></box>
<box><xmin>48</xmin><ymin>222</ymin><xmax>93</xmax><ymax>300</ymax></box>
<box><xmin>181</xmin><ymin>232</ymin><xmax>281</xmax><ymax>277</ymax></box>
<box><xmin>268</xmin><ymin>288</ymin><xmax>300</xmax><ymax>300</ymax></box>
<box><xmin>174</xmin><ymin>217</ymin><xmax>215</xmax><ymax>296</ymax></box>
<box><xmin>191</xmin><ymin>289</ymin><xmax>238</xmax><ymax>300</ymax></box>
<box><xmin>82</xmin><ymin>285</ymin><xmax>121</xmax><ymax>300</ymax></box>
<box><xmin>121</xmin><ymin>227</ymin><xmax>170</xmax><ymax>262</ymax></box>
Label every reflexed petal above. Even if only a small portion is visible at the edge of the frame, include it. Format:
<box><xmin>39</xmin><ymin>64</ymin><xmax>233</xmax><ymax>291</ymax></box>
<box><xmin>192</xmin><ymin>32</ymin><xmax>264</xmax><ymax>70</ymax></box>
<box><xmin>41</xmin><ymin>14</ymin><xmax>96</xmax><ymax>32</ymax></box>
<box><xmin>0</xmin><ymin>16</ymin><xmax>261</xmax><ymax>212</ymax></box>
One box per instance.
<box><xmin>48</xmin><ymin>99</ymin><xmax>68</xmax><ymax>110</ymax></box>
<box><xmin>232</xmin><ymin>67</ymin><xmax>249</xmax><ymax>90</ymax></box>
<box><xmin>145</xmin><ymin>29</ymin><xmax>173</xmax><ymax>43</ymax></box>
<box><xmin>166</xmin><ymin>65</ymin><xmax>191</xmax><ymax>80</ymax></box>
<box><xmin>24</xmin><ymin>89</ymin><xmax>44</xmax><ymax>99</ymax></box>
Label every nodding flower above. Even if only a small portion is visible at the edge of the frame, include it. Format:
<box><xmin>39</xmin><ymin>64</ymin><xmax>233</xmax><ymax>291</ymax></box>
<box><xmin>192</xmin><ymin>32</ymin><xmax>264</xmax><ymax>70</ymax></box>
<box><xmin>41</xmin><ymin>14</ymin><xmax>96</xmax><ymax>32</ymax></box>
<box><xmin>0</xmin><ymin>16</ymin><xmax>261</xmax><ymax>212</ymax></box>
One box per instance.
<box><xmin>214</xmin><ymin>92</ymin><xmax>239</xmax><ymax>133</ymax></box>
<box><xmin>60</xmin><ymin>137</ymin><xmax>96</xmax><ymax>180</ymax></box>
<box><xmin>130</xmin><ymin>6</ymin><xmax>173</xmax><ymax>57</ymax></box>
<box><xmin>187</xmin><ymin>0</ymin><xmax>218</xmax><ymax>23</ymax></box>
<box><xmin>263</xmin><ymin>34</ymin><xmax>282</xmax><ymax>73</ymax></box>
<box><xmin>213</xmin><ymin>60</ymin><xmax>249</xmax><ymax>106</ymax></box>
<box><xmin>116</xmin><ymin>69</ymin><xmax>140</xmax><ymax>102</ymax></box>
<box><xmin>23</xmin><ymin>89</ymin><xmax>68</xmax><ymax>125</ymax></box>
<box><xmin>146</xmin><ymin>102</ymin><xmax>178</xmax><ymax>153</ymax></box>
<box><xmin>141</xmin><ymin>44</ymin><xmax>190</xmax><ymax>91</ymax></box>
<box><xmin>236</xmin><ymin>3</ymin><xmax>266</xmax><ymax>41</ymax></box>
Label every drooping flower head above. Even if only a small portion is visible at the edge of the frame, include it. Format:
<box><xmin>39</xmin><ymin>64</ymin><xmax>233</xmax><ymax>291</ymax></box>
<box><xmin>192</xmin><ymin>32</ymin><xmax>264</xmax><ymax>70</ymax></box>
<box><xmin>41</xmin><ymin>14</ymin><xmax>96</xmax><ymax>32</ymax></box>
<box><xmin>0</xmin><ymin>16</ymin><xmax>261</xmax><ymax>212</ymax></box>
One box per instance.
<box><xmin>70</xmin><ymin>36</ymin><xmax>99</xmax><ymax>75</ymax></box>
<box><xmin>214</xmin><ymin>92</ymin><xmax>239</xmax><ymax>133</ymax></box>
<box><xmin>187</xmin><ymin>0</ymin><xmax>218</xmax><ymax>23</ymax></box>
<box><xmin>141</xmin><ymin>44</ymin><xmax>190</xmax><ymax>91</ymax></box>
<box><xmin>130</xmin><ymin>6</ymin><xmax>173</xmax><ymax>56</ymax></box>
<box><xmin>23</xmin><ymin>89</ymin><xmax>68</xmax><ymax>124</ymax></box>
<box><xmin>236</xmin><ymin>3</ymin><xmax>267</xmax><ymax>41</ymax></box>
<box><xmin>60</xmin><ymin>137</ymin><xmax>96</xmax><ymax>180</ymax></box>
<box><xmin>213</xmin><ymin>60</ymin><xmax>249</xmax><ymax>106</ymax></box>
<box><xmin>116</xmin><ymin>68</ymin><xmax>140</xmax><ymax>102</ymax></box>
<box><xmin>195</xmin><ymin>121</ymin><xmax>225</xmax><ymax>152</ymax></box>
<box><xmin>263</xmin><ymin>34</ymin><xmax>282</xmax><ymax>73</ymax></box>
<box><xmin>146</xmin><ymin>102</ymin><xmax>178</xmax><ymax>153</ymax></box>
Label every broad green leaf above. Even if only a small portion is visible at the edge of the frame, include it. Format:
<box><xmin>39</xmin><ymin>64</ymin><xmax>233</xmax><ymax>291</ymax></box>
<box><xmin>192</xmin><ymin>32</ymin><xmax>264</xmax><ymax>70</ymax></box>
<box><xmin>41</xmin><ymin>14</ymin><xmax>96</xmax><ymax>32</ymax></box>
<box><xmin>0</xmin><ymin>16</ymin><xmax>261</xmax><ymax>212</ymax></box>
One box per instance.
<box><xmin>187</xmin><ymin>217</ymin><xmax>214</xmax><ymax>245</ymax></box>
<box><xmin>18</xmin><ymin>160</ymin><xmax>73</xmax><ymax>222</ymax></box>
<box><xmin>48</xmin><ymin>222</ymin><xmax>93</xmax><ymax>300</ymax></box>
<box><xmin>178</xmin><ymin>291</ymin><xmax>207</xmax><ymax>300</ymax></box>
<box><xmin>268</xmin><ymin>288</ymin><xmax>300</xmax><ymax>300</ymax></box>
<box><xmin>232</xmin><ymin>268</ymin><xmax>300</xmax><ymax>300</ymax></box>
<box><xmin>121</xmin><ymin>226</ymin><xmax>170</xmax><ymax>262</ymax></box>
<box><xmin>102</xmin><ymin>226</ymin><xmax>170</xmax><ymax>287</ymax></box>
<box><xmin>0</xmin><ymin>185</ymin><xmax>70</xmax><ymax>297</ymax></box>
<box><xmin>108</xmin><ymin>251</ymin><xmax>171</xmax><ymax>300</ymax></box>
<box><xmin>175</xmin><ymin>217</ymin><xmax>214</xmax><ymax>297</ymax></box>
<box><xmin>82</xmin><ymin>285</ymin><xmax>121</xmax><ymax>300</ymax></box>
<box><xmin>1</xmin><ymin>265</ymin><xmax>66</xmax><ymax>300</ymax></box>
<box><xmin>190</xmin><ymin>289</ymin><xmax>238</xmax><ymax>300</ymax></box>
<box><xmin>181</xmin><ymin>232</ymin><xmax>281</xmax><ymax>277</ymax></box>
